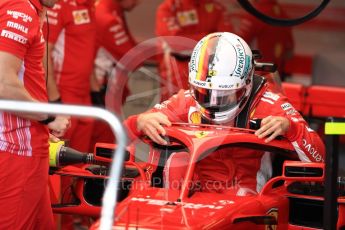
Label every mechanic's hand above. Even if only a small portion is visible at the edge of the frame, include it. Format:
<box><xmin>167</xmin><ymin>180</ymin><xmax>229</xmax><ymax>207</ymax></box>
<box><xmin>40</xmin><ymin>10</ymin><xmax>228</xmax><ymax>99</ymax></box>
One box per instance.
<box><xmin>254</xmin><ymin>115</ymin><xmax>290</xmax><ymax>143</ymax></box>
<box><xmin>49</xmin><ymin>133</ymin><xmax>60</xmax><ymax>142</ymax></box>
<box><xmin>137</xmin><ymin>112</ymin><xmax>171</xmax><ymax>145</ymax></box>
<box><xmin>48</xmin><ymin>115</ymin><xmax>71</xmax><ymax>137</ymax></box>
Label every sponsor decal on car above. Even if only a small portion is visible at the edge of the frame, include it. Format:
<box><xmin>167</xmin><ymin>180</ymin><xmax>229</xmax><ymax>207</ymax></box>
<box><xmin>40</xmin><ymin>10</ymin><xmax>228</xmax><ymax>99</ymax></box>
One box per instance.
<box><xmin>195</xmin><ymin>131</ymin><xmax>208</xmax><ymax>138</ymax></box>
<box><xmin>190</xmin><ymin>111</ymin><xmax>202</xmax><ymax>124</ymax></box>
<box><xmin>131</xmin><ymin>197</ymin><xmax>224</xmax><ymax>209</ymax></box>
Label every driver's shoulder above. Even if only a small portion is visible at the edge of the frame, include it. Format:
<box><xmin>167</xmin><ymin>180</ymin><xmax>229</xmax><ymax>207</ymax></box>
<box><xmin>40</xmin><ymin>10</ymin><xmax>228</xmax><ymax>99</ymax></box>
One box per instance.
<box><xmin>253</xmin><ymin>88</ymin><xmax>285</xmax><ymax>110</ymax></box>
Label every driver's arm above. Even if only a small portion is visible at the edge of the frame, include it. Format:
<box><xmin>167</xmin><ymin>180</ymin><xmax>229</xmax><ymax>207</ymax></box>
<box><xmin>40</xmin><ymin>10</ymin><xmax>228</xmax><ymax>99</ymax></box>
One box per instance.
<box><xmin>137</xmin><ymin>112</ymin><xmax>171</xmax><ymax>145</ymax></box>
<box><xmin>253</xmin><ymin>90</ymin><xmax>325</xmax><ymax>163</ymax></box>
<box><xmin>255</xmin><ymin>115</ymin><xmax>289</xmax><ymax>143</ymax></box>
<box><xmin>123</xmin><ymin>90</ymin><xmax>191</xmax><ymax>144</ymax></box>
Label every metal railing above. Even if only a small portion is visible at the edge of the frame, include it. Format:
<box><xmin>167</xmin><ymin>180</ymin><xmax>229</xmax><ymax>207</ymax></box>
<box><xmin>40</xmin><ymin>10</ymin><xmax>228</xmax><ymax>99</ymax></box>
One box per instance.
<box><xmin>0</xmin><ymin>100</ymin><xmax>126</xmax><ymax>230</ymax></box>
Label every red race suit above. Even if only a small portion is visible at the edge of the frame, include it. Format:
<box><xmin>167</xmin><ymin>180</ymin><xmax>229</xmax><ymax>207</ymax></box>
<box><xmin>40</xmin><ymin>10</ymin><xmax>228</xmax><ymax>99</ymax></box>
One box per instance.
<box><xmin>125</xmin><ymin>81</ymin><xmax>325</xmax><ymax>195</ymax></box>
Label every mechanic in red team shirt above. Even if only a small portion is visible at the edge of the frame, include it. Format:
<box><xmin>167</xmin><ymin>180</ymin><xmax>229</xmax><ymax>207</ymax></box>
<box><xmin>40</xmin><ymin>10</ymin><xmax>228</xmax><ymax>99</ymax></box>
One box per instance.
<box><xmin>155</xmin><ymin>0</ymin><xmax>233</xmax><ymax>100</ymax></box>
<box><xmin>124</xmin><ymin>32</ymin><xmax>325</xmax><ymax>196</ymax></box>
<box><xmin>232</xmin><ymin>0</ymin><xmax>294</xmax><ymax>80</ymax></box>
<box><xmin>89</xmin><ymin>0</ymin><xmax>139</xmax><ymax>150</ymax></box>
<box><xmin>0</xmin><ymin>0</ymin><xmax>70</xmax><ymax>229</ymax></box>
<box><xmin>43</xmin><ymin>1</ymin><xmax>96</xmax><ymax>228</ymax></box>
<box><xmin>44</xmin><ymin>0</ymin><xmax>96</xmax><ymax>152</ymax></box>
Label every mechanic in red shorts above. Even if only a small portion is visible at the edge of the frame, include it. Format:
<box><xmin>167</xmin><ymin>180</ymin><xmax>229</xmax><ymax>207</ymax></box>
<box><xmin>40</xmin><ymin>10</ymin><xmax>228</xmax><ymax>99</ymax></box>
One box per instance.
<box><xmin>89</xmin><ymin>0</ymin><xmax>139</xmax><ymax>150</ymax></box>
<box><xmin>124</xmin><ymin>32</ymin><xmax>325</xmax><ymax>196</ymax></box>
<box><xmin>0</xmin><ymin>0</ymin><xmax>70</xmax><ymax>229</ymax></box>
<box><xmin>155</xmin><ymin>0</ymin><xmax>233</xmax><ymax>100</ymax></box>
<box><xmin>44</xmin><ymin>0</ymin><xmax>96</xmax><ymax>152</ymax></box>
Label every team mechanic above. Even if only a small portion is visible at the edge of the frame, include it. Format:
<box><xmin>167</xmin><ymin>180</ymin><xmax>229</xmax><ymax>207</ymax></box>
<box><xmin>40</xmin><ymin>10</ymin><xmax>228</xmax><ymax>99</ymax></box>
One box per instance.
<box><xmin>155</xmin><ymin>0</ymin><xmax>233</xmax><ymax>100</ymax></box>
<box><xmin>44</xmin><ymin>1</ymin><xmax>97</xmax><ymax>229</ymax></box>
<box><xmin>124</xmin><ymin>32</ymin><xmax>325</xmax><ymax>195</ymax></box>
<box><xmin>0</xmin><ymin>0</ymin><xmax>70</xmax><ymax>229</ymax></box>
<box><xmin>44</xmin><ymin>0</ymin><xmax>96</xmax><ymax>153</ymax></box>
<box><xmin>89</xmin><ymin>0</ymin><xmax>140</xmax><ymax>150</ymax></box>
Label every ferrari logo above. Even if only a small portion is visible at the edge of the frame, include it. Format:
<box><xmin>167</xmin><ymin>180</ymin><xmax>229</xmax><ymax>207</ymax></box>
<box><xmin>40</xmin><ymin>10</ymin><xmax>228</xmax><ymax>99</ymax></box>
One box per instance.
<box><xmin>195</xmin><ymin>131</ymin><xmax>209</xmax><ymax>138</ymax></box>
<box><xmin>208</xmin><ymin>70</ymin><xmax>217</xmax><ymax>76</ymax></box>
<box><xmin>265</xmin><ymin>208</ymin><xmax>278</xmax><ymax>230</ymax></box>
<box><xmin>177</xmin><ymin>10</ymin><xmax>198</xmax><ymax>26</ymax></box>
<box><xmin>72</xmin><ymin>9</ymin><xmax>90</xmax><ymax>25</ymax></box>
<box><xmin>205</xmin><ymin>3</ymin><xmax>214</xmax><ymax>13</ymax></box>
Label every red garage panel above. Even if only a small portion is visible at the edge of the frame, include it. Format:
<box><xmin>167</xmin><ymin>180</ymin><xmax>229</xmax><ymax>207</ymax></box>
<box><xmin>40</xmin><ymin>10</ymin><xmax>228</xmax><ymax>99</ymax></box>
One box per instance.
<box><xmin>282</xmin><ymin>82</ymin><xmax>306</xmax><ymax>113</ymax></box>
<box><xmin>306</xmin><ymin>85</ymin><xmax>345</xmax><ymax>118</ymax></box>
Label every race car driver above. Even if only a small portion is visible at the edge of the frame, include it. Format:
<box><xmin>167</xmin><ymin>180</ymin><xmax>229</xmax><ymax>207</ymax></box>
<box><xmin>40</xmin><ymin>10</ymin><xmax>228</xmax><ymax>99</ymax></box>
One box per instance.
<box><xmin>124</xmin><ymin>32</ymin><xmax>325</xmax><ymax>196</ymax></box>
<box><xmin>155</xmin><ymin>0</ymin><xmax>233</xmax><ymax>100</ymax></box>
<box><xmin>0</xmin><ymin>0</ymin><xmax>70</xmax><ymax>229</ymax></box>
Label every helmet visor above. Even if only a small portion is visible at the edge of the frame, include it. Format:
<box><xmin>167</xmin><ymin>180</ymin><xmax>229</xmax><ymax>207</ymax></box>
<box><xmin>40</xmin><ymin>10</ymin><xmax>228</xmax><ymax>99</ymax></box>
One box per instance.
<box><xmin>191</xmin><ymin>86</ymin><xmax>246</xmax><ymax>112</ymax></box>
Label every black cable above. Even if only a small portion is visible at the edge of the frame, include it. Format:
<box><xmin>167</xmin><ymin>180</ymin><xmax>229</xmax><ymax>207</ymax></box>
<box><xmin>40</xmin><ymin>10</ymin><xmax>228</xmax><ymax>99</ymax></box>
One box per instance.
<box><xmin>237</xmin><ymin>0</ymin><xmax>330</xmax><ymax>27</ymax></box>
<box><xmin>45</xmin><ymin>12</ymin><xmax>49</xmax><ymax>87</ymax></box>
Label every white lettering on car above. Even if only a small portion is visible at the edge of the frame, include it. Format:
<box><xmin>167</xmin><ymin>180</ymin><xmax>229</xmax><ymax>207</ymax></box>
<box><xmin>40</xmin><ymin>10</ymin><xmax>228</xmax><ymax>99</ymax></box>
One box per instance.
<box><xmin>6</xmin><ymin>21</ymin><xmax>28</xmax><ymax>34</ymax></box>
<box><xmin>131</xmin><ymin>197</ymin><xmax>224</xmax><ymax>209</ymax></box>
<box><xmin>1</xmin><ymin>29</ymin><xmax>27</xmax><ymax>44</ymax></box>
<box><xmin>7</xmin><ymin>10</ymin><xmax>32</xmax><ymax>22</ymax></box>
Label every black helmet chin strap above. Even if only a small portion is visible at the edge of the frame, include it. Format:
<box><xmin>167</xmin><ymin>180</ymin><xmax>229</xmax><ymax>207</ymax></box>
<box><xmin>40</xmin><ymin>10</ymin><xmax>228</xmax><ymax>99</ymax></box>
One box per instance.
<box><xmin>235</xmin><ymin>75</ymin><xmax>266</xmax><ymax>128</ymax></box>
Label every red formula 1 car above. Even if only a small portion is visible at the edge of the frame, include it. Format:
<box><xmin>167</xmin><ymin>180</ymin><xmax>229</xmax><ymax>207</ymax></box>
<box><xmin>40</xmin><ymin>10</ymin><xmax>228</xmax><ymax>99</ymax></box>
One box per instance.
<box><xmin>54</xmin><ymin>122</ymin><xmax>340</xmax><ymax>230</ymax></box>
